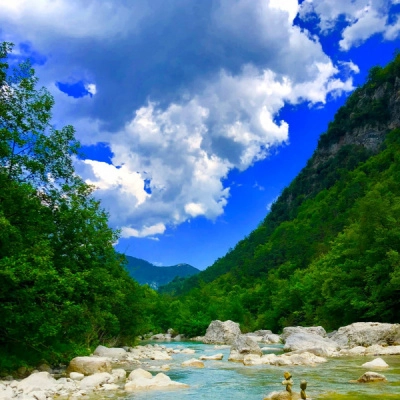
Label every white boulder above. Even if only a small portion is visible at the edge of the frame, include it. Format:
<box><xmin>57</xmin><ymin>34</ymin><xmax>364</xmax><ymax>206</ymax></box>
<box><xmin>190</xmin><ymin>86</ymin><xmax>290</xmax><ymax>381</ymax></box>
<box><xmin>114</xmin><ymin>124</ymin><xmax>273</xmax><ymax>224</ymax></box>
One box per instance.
<box><xmin>281</xmin><ymin>326</ymin><xmax>326</xmax><ymax>341</ymax></box>
<box><xmin>125</xmin><ymin>369</ymin><xmax>188</xmax><ymax>391</ymax></box>
<box><xmin>365</xmin><ymin>344</ymin><xmax>400</xmax><ymax>356</ymax></box>
<box><xmin>67</xmin><ymin>356</ymin><xmax>112</xmax><ymax>375</ymax></box>
<box><xmin>203</xmin><ymin>320</ymin><xmax>241</xmax><ymax>344</ymax></box>
<box><xmin>151</xmin><ymin>333</ymin><xmax>167</xmax><ymax>340</ymax></box>
<box><xmin>229</xmin><ymin>334</ymin><xmax>262</xmax><ymax>362</ymax></box>
<box><xmin>17</xmin><ymin>372</ymin><xmax>57</xmax><ymax>394</ymax></box>
<box><xmin>199</xmin><ymin>353</ymin><xmax>224</xmax><ymax>360</ymax></box>
<box><xmin>128</xmin><ymin>368</ymin><xmax>153</xmax><ymax>380</ymax></box>
<box><xmin>262</xmin><ymin>334</ymin><xmax>281</xmax><ymax>344</ymax></box>
<box><xmin>93</xmin><ymin>345</ymin><xmax>127</xmax><ymax>359</ymax></box>
<box><xmin>330</xmin><ymin>322</ymin><xmax>400</xmax><ymax>348</ymax></box>
<box><xmin>111</xmin><ymin>368</ymin><xmax>126</xmax><ymax>381</ymax></box>
<box><xmin>243</xmin><ymin>351</ymin><xmax>327</xmax><ymax>367</ymax></box>
<box><xmin>264</xmin><ymin>391</ymin><xmax>293</xmax><ymax>400</ymax></box>
<box><xmin>283</xmin><ymin>332</ymin><xmax>339</xmax><ymax>356</ymax></box>
<box><xmin>79</xmin><ymin>372</ymin><xmax>112</xmax><ymax>390</ymax></box>
<box><xmin>0</xmin><ymin>386</ymin><xmax>14</xmax><ymax>399</ymax></box>
<box><xmin>361</xmin><ymin>358</ymin><xmax>389</xmax><ymax>369</ymax></box>
<box><xmin>30</xmin><ymin>391</ymin><xmax>47</xmax><ymax>400</ymax></box>
<box><xmin>150</xmin><ymin>350</ymin><xmax>172</xmax><ymax>360</ymax></box>
<box><xmin>180</xmin><ymin>348</ymin><xmax>196</xmax><ymax>354</ymax></box>
<box><xmin>181</xmin><ymin>358</ymin><xmax>205</xmax><ymax>368</ymax></box>
<box><xmin>102</xmin><ymin>383</ymin><xmax>120</xmax><ymax>391</ymax></box>
<box><xmin>69</xmin><ymin>372</ymin><xmax>84</xmax><ymax>381</ymax></box>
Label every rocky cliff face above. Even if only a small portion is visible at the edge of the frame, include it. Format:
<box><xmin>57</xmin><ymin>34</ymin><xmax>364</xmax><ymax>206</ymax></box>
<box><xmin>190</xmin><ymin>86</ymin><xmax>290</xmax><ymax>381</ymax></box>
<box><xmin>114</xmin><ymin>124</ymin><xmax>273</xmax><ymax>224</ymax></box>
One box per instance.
<box><xmin>313</xmin><ymin>76</ymin><xmax>400</xmax><ymax>167</ymax></box>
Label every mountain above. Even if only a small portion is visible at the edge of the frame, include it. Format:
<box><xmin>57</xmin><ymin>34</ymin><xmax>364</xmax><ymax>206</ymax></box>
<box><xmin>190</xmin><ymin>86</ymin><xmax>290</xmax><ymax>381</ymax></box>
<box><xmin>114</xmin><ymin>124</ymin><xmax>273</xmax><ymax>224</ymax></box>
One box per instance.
<box><xmin>158</xmin><ymin>53</ymin><xmax>400</xmax><ymax>335</ymax></box>
<box><xmin>124</xmin><ymin>255</ymin><xmax>200</xmax><ymax>290</ymax></box>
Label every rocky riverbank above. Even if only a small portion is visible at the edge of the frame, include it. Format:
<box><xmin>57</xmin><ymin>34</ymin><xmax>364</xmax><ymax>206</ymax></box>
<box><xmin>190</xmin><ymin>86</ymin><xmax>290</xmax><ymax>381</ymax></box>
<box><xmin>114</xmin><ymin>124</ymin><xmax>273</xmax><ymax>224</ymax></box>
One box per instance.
<box><xmin>1</xmin><ymin>321</ymin><xmax>399</xmax><ymax>399</ymax></box>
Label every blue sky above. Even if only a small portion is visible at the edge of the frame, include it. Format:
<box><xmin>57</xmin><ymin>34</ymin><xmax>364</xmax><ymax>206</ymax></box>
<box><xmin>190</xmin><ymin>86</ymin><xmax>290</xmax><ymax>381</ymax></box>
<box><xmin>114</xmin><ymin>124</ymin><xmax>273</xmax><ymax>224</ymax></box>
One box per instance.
<box><xmin>1</xmin><ymin>0</ymin><xmax>399</xmax><ymax>269</ymax></box>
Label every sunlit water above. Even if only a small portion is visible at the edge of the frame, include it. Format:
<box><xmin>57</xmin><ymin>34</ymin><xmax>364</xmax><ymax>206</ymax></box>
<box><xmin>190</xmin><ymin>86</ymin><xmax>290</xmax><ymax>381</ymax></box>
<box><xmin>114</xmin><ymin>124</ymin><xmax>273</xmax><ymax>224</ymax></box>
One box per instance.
<box><xmin>90</xmin><ymin>341</ymin><xmax>400</xmax><ymax>400</ymax></box>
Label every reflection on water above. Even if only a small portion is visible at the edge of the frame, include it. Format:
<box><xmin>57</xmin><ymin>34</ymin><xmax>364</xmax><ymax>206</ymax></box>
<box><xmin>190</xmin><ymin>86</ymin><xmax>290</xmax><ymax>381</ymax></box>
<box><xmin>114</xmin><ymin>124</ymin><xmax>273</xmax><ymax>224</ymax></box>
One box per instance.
<box><xmin>90</xmin><ymin>341</ymin><xmax>400</xmax><ymax>400</ymax></box>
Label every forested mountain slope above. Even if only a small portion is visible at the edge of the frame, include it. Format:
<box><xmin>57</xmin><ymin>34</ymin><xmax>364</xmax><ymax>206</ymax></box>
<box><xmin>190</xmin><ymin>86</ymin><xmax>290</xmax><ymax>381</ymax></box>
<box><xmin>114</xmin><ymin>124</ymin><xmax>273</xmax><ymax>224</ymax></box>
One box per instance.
<box><xmin>157</xmin><ymin>54</ymin><xmax>400</xmax><ymax>336</ymax></box>
<box><xmin>162</xmin><ymin>54</ymin><xmax>400</xmax><ymax>296</ymax></box>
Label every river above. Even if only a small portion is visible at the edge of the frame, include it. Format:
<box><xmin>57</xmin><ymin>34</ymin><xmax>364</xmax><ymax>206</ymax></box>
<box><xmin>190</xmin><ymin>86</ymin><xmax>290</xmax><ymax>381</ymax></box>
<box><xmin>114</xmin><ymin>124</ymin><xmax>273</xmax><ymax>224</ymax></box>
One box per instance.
<box><xmin>89</xmin><ymin>341</ymin><xmax>400</xmax><ymax>399</ymax></box>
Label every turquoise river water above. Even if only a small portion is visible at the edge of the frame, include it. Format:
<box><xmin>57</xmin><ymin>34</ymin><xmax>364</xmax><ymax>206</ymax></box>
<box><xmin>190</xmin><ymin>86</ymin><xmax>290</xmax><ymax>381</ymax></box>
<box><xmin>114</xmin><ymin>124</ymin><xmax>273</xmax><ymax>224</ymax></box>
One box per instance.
<box><xmin>92</xmin><ymin>341</ymin><xmax>400</xmax><ymax>400</ymax></box>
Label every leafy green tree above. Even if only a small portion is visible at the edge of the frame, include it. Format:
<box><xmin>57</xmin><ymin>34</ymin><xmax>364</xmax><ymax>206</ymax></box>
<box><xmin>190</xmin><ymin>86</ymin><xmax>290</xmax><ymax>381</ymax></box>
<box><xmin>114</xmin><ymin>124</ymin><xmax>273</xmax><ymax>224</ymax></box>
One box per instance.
<box><xmin>0</xmin><ymin>43</ymin><xmax>149</xmax><ymax>372</ymax></box>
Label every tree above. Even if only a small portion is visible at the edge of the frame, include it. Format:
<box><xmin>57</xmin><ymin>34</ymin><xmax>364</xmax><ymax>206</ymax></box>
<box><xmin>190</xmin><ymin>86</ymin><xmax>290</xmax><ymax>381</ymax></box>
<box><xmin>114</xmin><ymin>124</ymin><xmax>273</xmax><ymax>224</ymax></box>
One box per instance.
<box><xmin>0</xmin><ymin>43</ymin><xmax>147</xmax><ymax>372</ymax></box>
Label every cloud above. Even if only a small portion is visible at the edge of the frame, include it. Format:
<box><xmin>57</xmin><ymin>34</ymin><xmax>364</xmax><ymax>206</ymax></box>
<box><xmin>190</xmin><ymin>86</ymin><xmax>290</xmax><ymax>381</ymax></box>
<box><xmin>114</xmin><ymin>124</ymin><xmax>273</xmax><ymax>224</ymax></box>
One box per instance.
<box><xmin>74</xmin><ymin>60</ymin><xmax>354</xmax><ymax>238</ymax></box>
<box><xmin>253</xmin><ymin>182</ymin><xmax>265</xmax><ymax>191</ymax></box>
<box><xmin>300</xmin><ymin>0</ymin><xmax>400</xmax><ymax>50</ymax></box>
<box><xmin>121</xmin><ymin>223</ymin><xmax>166</xmax><ymax>239</ymax></box>
<box><xmin>0</xmin><ymin>0</ymin><xmax>359</xmax><ymax>237</ymax></box>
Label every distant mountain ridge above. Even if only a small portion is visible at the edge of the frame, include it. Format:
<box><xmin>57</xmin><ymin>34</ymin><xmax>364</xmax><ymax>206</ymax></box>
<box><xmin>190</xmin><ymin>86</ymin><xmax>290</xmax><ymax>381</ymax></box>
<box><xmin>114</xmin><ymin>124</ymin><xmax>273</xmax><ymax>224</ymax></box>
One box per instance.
<box><xmin>124</xmin><ymin>255</ymin><xmax>199</xmax><ymax>290</ymax></box>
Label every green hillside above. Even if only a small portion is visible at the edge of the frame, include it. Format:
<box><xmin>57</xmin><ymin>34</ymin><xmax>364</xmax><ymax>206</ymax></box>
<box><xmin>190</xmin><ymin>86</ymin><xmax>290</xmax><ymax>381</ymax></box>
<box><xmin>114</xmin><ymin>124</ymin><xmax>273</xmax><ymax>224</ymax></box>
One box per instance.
<box><xmin>157</xmin><ymin>53</ymin><xmax>400</xmax><ymax>336</ymax></box>
<box><xmin>125</xmin><ymin>256</ymin><xmax>199</xmax><ymax>289</ymax></box>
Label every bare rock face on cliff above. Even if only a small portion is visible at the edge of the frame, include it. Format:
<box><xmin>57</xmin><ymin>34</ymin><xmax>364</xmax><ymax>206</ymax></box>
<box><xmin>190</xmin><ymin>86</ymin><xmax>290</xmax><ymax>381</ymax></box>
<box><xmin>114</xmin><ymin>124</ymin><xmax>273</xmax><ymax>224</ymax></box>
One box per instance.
<box><xmin>313</xmin><ymin>75</ymin><xmax>400</xmax><ymax>164</ymax></box>
<box><xmin>203</xmin><ymin>320</ymin><xmax>241</xmax><ymax>344</ymax></box>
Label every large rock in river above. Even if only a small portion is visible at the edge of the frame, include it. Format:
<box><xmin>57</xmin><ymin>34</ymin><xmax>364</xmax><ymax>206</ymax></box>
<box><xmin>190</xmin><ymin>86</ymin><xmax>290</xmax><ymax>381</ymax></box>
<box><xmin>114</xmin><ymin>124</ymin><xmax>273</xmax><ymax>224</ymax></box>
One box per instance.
<box><xmin>357</xmin><ymin>371</ymin><xmax>387</xmax><ymax>383</ymax></box>
<box><xmin>229</xmin><ymin>334</ymin><xmax>262</xmax><ymax>362</ymax></box>
<box><xmin>125</xmin><ymin>368</ymin><xmax>188</xmax><ymax>391</ymax></box>
<box><xmin>203</xmin><ymin>320</ymin><xmax>241</xmax><ymax>344</ymax></box>
<box><xmin>93</xmin><ymin>345</ymin><xmax>127</xmax><ymax>359</ymax></box>
<box><xmin>283</xmin><ymin>332</ymin><xmax>339</xmax><ymax>357</ymax></box>
<box><xmin>17</xmin><ymin>372</ymin><xmax>57</xmax><ymax>394</ymax></box>
<box><xmin>281</xmin><ymin>326</ymin><xmax>326</xmax><ymax>341</ymax></box>
<box><xmin>361</xmin><ymin>358</ymin><xmax>389</xmax><ymax>369</ymax></box>
<box><xmin>67</xmin><ymin>356</ymin><xmax>112</xmax><ymax>375</ymax></box>
<box><xmin>79</xmin><ymin>372</ymin><xmax>112</xmax><ymax>390</ymax></box>
<box><xmin>330</xmin><ymin>322</ymin><xmax>400</xmax><ymax>348</ymax></box>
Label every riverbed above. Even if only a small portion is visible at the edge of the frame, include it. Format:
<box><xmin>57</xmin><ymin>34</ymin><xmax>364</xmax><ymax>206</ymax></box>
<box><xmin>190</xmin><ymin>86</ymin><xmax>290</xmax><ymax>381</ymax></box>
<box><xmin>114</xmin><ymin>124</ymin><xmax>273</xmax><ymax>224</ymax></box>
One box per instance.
<box><xmin>87</xmin><ymin>341</ymin><xmax>400</xmax><ymax>399</ymax></box>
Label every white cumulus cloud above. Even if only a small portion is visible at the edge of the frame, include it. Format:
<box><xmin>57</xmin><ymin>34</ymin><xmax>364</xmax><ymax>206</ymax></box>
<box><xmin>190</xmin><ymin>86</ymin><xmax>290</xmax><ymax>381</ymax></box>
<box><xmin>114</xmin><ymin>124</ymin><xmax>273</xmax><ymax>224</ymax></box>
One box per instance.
<box><xmin>0</xmin><ymin>0</ymin><xmax>360</xmax><ymax>238</ymax></box>
<box><xmin>300</xmin><ymin>0</ymin><xmax>400</xmax><ymax>50</ymax></box>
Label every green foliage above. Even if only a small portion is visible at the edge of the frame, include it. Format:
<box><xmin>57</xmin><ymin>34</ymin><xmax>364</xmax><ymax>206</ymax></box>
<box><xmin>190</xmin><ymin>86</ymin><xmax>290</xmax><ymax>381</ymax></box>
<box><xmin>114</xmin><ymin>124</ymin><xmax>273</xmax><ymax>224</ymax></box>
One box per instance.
<box><xmin>0</xmin><ymin>43</ymin><xmax>151</xmax><ymax>372</ymax></box>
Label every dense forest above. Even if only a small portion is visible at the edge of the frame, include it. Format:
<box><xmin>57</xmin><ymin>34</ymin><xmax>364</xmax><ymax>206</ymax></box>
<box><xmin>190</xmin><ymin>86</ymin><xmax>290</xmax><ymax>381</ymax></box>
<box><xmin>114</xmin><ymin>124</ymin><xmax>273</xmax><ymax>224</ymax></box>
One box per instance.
<box><xmin>0</xmin><ymin>43</ymin><xmax>158</xmax><ymax>372</ymax></box>
<box><xmin>1</xmin><ymin>41</ymin><xmax>400</xmax><ymax>373</ymax></box>
<box><xmin>158</xmin><ymin>52</ymin><xmax>400</xmax><ymax>336</ymax></box>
